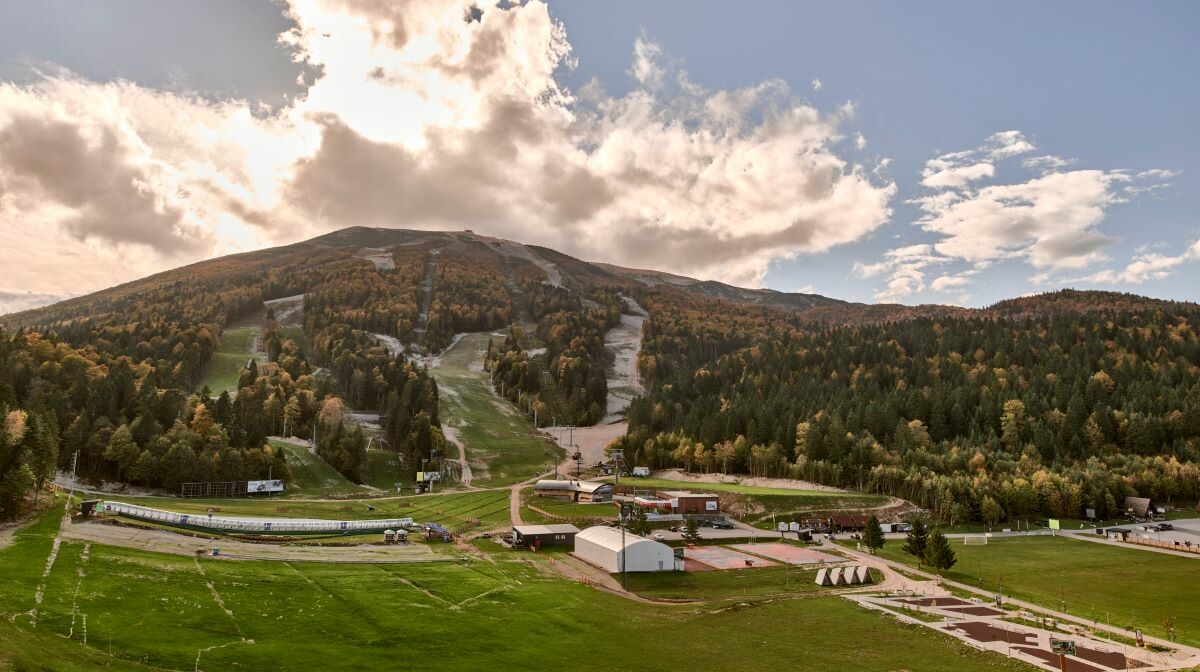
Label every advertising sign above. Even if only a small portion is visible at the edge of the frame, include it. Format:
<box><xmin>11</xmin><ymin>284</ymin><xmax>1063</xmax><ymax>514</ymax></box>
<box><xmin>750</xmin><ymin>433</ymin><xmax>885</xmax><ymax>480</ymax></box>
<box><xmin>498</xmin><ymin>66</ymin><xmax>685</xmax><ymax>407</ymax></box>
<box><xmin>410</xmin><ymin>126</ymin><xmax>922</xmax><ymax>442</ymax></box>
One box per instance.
<box><xmin>1048</xmin><ymin>518</ymin><xmax>1061</xmax><ymax>530</ymax></box>
<box><xmin>247</xmin><ymin>479</ymin><xmax>284</xmax><ymax>493</ymax></box>
<box><xmin>705</xmin><ymin>500</ymin><xmax>718</xmax><ymax>511</ymax></box>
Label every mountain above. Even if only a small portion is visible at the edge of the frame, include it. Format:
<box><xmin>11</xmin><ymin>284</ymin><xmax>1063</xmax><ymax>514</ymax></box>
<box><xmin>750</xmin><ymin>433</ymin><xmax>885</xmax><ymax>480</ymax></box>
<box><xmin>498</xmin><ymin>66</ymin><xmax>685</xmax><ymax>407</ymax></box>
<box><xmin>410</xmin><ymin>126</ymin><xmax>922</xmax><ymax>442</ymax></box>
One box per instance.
<box><xmin>3</xmin><ymin>226</ymin><xmax>1199</xmax><ymax>527</ymax></box>
<box><xmin>9</xmin><ymin>226</ymin><xmax>1190</xmax><ymax>329</ymax></box>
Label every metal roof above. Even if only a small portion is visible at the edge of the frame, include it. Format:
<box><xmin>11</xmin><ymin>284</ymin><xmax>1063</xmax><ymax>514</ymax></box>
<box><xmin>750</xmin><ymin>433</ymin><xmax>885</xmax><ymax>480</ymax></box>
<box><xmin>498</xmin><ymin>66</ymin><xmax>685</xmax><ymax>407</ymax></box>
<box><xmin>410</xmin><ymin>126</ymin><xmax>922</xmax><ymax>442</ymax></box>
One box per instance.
<box><xmin>658</xmin><ymin>490</ymin><xmax>719</xmax><ymax>498</ymax></box>
<box><xmin>513</xmin><ymin>524</ymin><xmax>580</xmax><ymax>536</ymax></box>
<box><xmin>575</xmin><ymin>525</ymin><xmax>660</xmax><ymax>552</ymax></box>
<box><xmin>533</xmin><ymin>479</ymin><xmax>614</xmax><ymax>493</ymax></box>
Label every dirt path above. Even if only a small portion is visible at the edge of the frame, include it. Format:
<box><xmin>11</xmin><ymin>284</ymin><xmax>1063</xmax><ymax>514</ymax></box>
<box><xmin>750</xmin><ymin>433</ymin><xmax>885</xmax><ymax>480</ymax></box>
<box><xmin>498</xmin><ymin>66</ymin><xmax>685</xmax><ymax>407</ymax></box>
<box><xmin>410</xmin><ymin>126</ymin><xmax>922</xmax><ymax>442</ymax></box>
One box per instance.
<box><xmin>443</xmin><ymin>426</ymin><xmax>474</xmax><ymax>488</ymax></box>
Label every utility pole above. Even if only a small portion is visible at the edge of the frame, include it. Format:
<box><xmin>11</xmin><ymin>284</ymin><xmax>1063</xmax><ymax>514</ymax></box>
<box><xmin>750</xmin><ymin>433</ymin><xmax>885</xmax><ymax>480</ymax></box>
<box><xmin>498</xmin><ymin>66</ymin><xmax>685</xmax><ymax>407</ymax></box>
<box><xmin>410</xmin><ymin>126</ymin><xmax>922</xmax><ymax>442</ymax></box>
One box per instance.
<box><xmin>620</xmin><ymin>503</ymin><xmax>630</xmax><ymax>591</ymax></box>
<box><xmin>612</xmin><ymin>449</ymin><xmax>624</xmax><ymax>486</ymax></box>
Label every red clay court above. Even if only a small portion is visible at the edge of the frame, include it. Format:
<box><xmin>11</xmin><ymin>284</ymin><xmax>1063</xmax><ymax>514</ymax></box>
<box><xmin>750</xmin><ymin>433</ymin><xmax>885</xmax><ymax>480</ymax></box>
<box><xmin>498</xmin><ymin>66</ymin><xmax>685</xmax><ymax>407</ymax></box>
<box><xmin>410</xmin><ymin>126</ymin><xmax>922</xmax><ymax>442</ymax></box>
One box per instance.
<box><xmin>684</xmin><ymin>545</ymin><xmax>778</xmax><ymax>570</ymax></box>
<box><xmin>730</xmin><ymin>542</ymin><xmax>841</xmax><ymax>565</ymax></box>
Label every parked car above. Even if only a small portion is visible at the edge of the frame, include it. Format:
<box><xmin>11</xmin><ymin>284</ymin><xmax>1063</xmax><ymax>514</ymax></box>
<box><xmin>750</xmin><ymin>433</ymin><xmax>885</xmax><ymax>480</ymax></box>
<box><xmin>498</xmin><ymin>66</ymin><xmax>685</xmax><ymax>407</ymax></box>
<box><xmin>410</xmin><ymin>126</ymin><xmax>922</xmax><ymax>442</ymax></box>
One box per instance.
<box><xmin>1155</xmin><ymin>523</ymin><xmax>1174</xmax><ymax>531</ymax></box>
<box><xmin>653</xmin><ymin>533</ymin><xmax>666</xmax><ymax>541</ymax></box>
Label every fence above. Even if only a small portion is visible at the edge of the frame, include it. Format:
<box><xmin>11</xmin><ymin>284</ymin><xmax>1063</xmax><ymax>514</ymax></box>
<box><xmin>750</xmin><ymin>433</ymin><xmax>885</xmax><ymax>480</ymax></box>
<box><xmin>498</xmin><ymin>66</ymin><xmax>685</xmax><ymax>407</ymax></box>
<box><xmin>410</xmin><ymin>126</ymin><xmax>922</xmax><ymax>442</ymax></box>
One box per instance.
<box><xmin>526</xmin><ymin>505</ymin><xmax>610</xmax><ymax>528</ymax></box>
<box><xmin>102</xmin><ymin>501</ymin><xmax>413</xmax><ymax>534</ymax></box>
<box><xmin>1121</xmin><ymin>534</ymin><xmax>1200</xmax><ymax>555</ymax></box>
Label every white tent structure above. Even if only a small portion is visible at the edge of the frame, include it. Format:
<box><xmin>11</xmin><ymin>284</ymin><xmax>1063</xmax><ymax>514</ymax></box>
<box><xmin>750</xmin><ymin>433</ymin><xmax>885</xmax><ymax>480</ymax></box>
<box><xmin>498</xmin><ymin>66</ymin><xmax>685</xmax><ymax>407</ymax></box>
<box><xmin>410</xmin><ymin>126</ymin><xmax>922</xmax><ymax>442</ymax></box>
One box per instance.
<box><xmin>573</xmin><ymin>526</ymin><xmax>677</xmax><ymax>573</ymax></box>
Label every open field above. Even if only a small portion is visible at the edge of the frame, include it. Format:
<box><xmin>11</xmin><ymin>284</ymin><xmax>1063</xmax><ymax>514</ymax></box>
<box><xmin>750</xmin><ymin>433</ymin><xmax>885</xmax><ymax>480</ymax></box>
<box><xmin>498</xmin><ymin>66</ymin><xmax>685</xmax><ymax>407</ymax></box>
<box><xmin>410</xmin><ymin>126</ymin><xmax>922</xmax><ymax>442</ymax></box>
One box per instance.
<box><xmin>432</xmin><ymin>332</ymin><xmax>562</xmax><ymax>487</ymax></box>
<box><xmin>624</xmin><ymin>563</ymin><xmax>820</xmax><ymax>600</ymax></box>
<box><xmin>199</xmin><ymin>325</ymin><xmax>262</xmax><ymax>395</ymax></box>
<box><xmin>360</xmin><ymin>448</ymin><xmax>409</xmax><ymax>491</ymax></box>
<box><xmin>0</xmin><ymin>504</ymin><xmax>1031</xmax><ymax>672</ymax></box>
<box><xmin>870</xmin><ymin>535</ymin><xmax>1200</xmax><ymax>646</ymax></box>
<box><xmin>272</xmin><ymin>441</ymin><xmax>366</xmax><ymax>497</ymax></box>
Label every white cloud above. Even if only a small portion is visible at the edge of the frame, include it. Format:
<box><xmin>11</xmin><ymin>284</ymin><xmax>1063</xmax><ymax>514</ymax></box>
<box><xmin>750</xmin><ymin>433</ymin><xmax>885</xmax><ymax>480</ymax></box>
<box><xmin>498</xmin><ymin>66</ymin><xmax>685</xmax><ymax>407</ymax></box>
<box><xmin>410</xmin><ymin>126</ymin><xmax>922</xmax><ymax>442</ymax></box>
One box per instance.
<box><xmin>854</xmin><ymin>243</ymin><xmax>949</xmax><ymax>302</ymax></box>
<box><xmin>930</xmin><ymin>272</ymin><xmax>973</xmax><ymax>292</ymax></box>
<box><xmin>854</xmin><ymin>130</ymin><xmax>1179</xmax><ymax>303</ymax></box>
<box><xmin>916</xmin><ymin>169</ymin><xmax>1127</xmax><ymax>272</ymax></box>
<box><xmin>811</xmin><ymin>78</ymin><xmax>822</xmax><ymax>92</ymax></box>
<box><xmin>920</xmin><ymin>161</ymin><xmax>995</xmax><ymax>189</ymax></box>
<box><xmin>1086</xmin><ymin>239</ymin><xmax>1200</xmax><ymax>284</ymax></box>
<box><xmin>0</xmin><ymin>0</ymin><xmax>895</xmax><ymax>295</ymax></box>
<box><xmin>1022</xmin><ymin>154</ymin><xmax>1075</xmax><ymax>173</ymax></box>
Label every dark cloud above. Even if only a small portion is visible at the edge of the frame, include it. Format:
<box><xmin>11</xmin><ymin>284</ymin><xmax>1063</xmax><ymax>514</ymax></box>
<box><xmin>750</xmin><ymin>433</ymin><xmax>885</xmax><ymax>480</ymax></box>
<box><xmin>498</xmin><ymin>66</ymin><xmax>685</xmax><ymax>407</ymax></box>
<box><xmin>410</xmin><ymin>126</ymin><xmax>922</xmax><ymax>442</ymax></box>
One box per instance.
<box><xmin>0</xmin><ymin>114</ymin><xmax>202</xmax><ymax>252</ymax></box>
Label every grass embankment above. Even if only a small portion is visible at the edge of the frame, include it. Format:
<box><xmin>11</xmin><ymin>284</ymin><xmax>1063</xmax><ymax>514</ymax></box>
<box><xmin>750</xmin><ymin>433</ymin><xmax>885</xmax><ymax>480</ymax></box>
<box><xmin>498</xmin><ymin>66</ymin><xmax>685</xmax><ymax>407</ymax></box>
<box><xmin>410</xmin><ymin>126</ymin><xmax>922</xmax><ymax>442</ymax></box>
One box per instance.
<box><xmin>199</xmin><ymin>325</ymin><xmax>263</xmax><ymax>395</ymax></box>
<box><xmin>612</xmin><ymin>477</ymin><xmax>888</xmax><ymax>528</ymax></box>
<box><xmin>519</xmin><ymin>487</ymin><xmax>618</xmax><ymax>525</ymax></box>
<box><xmin>432</xmin><ymin>332</ymin><xmax>562</xmax><ymax>487</ymax></box>
<box><xmin>272</xmin><ymin>441</ymin><xmax>366</xmax><ymax>497</ymax></box>
<box><xmin>102</xmin><ymin>490</ymin><xmax>513</xmax><ymax>530</ymax></box>
<box><xmin>871</xmin><ymin>535</ymin><xmax>1200</xmax><ymax>646</ymax></box>
<box><xmin>0</xmin><ymin>504</ymin><xmax>1032</xmax><ymax>671</ymax></box>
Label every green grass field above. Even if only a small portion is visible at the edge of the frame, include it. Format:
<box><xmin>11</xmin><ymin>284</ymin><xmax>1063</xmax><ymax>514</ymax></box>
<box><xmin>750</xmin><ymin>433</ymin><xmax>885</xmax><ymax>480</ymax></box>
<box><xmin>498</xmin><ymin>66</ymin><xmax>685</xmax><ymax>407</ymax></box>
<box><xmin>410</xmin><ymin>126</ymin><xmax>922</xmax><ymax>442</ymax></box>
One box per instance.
<box><xmin>199</xmin><ymin>325</ymin><xmax>263</xmax><ymax>395</ymax></box>
<box><xmin>871</xmin><ymin>535</ymin><xmax>1200</xmax><ymax>646</ymax></box>
<box><xmin>432</xmin><ymin>332</ymin><xmax>562</xmax><ymax>487</ymax></box>
<box><xmin>624</xmin><ymin>564</ymin><xmax>824</xmax><ymax>600</ymax></box>
<box><xmin>520</xmin><ymin>488</ymin><xmax>618</xmax><ymax>522</ymax></box>
<box><xmin>272</xmin><ymin>441</ymin><xmax>366</xmax><ymax>497</ymax></box>
<box><xmin>360</xmin><ymin>448</ymin><xmax>409</xmax><ymax>491</ymax></box>
<box><xmin>0</xmin><ymin>503</ymin><xmax>1031</xmax><ymax>672</ymax></box>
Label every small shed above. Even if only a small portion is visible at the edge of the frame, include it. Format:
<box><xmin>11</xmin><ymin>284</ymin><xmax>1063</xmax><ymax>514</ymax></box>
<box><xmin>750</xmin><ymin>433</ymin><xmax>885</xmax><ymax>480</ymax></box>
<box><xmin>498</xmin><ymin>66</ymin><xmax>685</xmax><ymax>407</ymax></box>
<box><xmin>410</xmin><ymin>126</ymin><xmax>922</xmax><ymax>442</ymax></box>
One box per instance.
<box><xmin>512</xmin><ymin>523</ymin><xmax>580</xmax><ymax>550</ymax></box>
<box><xmin>657</xmin><ymin>490</ymin><xmax>720</xmax><ymax>515</ymax></box>
<box><xmin>830</xmin><ymin>515</ymin><xmax>871</xmax><ymax>532</ymax></box>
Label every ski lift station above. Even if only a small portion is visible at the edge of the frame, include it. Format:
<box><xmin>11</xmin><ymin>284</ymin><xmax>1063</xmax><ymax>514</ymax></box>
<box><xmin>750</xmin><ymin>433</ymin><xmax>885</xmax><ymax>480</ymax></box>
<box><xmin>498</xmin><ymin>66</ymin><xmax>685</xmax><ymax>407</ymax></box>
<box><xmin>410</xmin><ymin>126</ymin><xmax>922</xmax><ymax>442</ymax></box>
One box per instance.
<box><xmin>572</xmin><ymin>526</ymin><xmax>680</xmax><ymax>573</ymax></box>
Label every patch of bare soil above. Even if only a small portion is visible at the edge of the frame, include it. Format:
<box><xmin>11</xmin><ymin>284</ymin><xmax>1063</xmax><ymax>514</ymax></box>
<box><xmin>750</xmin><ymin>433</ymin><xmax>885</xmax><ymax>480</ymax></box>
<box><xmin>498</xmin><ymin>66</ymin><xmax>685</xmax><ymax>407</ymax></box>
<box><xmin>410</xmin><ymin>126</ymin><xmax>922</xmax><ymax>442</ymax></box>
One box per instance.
<box><xmin>651</xmin><ymin>469</ymin><xmax>847</xmax><ymax>493</ymax></box>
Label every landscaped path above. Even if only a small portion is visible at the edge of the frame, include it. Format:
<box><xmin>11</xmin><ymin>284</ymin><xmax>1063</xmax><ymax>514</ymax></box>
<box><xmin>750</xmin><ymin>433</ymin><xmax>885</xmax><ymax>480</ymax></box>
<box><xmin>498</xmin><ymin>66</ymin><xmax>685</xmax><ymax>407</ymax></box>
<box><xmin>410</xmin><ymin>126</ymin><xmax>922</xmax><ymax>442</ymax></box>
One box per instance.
<box><xmin>835</xmin><ymin>543</ymin><xmax>1200</xmax><ymax>667</ymax></box>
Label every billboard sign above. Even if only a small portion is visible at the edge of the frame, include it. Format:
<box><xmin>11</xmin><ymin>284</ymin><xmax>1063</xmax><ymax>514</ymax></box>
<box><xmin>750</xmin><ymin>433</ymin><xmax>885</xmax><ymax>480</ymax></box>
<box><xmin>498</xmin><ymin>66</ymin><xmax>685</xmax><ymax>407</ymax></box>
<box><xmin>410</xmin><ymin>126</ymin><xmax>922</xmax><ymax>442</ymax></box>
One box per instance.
<box><xmin>1048</xmin><ymin>519</ymin><xmax>1061</xmax><ymax>530</ymax></box>
<box><xmin>247</xmin><ymin>479</ymin><xmax>284</xmax><ymax>493</ymax></box>
<box><xmin>705</xmin><ymin>500</ymin><xmax>718</xmax><ymax>511</ymax></box>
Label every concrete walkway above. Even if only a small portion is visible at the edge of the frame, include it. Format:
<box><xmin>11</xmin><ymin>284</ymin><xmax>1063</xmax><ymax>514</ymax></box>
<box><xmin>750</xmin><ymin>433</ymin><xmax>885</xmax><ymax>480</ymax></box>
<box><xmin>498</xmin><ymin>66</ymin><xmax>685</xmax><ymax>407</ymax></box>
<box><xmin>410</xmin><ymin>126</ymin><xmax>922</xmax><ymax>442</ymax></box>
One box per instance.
<box><xmin>835</xmin><ymin>544</ymin><xmax>1200</xmax><ymax>670</ymax></box>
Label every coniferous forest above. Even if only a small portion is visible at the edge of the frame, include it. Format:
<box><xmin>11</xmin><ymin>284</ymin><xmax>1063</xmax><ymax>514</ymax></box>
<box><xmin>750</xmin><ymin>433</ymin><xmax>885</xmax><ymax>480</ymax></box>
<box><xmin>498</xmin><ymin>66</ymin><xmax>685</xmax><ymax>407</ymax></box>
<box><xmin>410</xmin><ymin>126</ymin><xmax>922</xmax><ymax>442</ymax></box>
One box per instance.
<box><xmin>614</xmin><ymin>289</ymin><xmax>1200</xmax><ymax>524</ymax></box>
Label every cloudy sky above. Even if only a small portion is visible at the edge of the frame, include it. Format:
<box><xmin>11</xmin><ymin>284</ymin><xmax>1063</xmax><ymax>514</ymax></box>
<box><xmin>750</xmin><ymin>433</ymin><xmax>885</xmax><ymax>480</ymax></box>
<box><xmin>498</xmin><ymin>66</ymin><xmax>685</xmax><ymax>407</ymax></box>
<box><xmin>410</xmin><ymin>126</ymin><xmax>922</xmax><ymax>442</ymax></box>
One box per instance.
<box><xmin>0</xmin><ymin>1</ymin><xmax>1196</xmax><ymax>313</ymax></box>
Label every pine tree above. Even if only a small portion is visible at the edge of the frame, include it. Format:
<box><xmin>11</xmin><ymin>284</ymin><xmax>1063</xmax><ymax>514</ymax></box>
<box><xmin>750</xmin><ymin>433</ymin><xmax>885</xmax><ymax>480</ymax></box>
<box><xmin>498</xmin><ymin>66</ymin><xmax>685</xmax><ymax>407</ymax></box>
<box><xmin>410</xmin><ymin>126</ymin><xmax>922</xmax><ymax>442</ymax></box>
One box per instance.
<box><xmin>924</xmin><ymin>528</ymin><xmax>957</xmax><ymax>574</ymax></box>
<box><xmin>902</xmin><ymin>518</ymin><xmax>930</xmax><ymax>567</ymax></box>
<box><xmin>862</xmin><ymin>514</ymin><xmax>885</xmax><ymax>554</ymax></box>
<box><xmin>682</xmin><ymin>518</ymin><xmax>700</xmax><ymax>543</ymax></box>
<box><xmin>629</xmin><ymin>506</ymin><xmax>651</xmax><ymax>537</ymax></box>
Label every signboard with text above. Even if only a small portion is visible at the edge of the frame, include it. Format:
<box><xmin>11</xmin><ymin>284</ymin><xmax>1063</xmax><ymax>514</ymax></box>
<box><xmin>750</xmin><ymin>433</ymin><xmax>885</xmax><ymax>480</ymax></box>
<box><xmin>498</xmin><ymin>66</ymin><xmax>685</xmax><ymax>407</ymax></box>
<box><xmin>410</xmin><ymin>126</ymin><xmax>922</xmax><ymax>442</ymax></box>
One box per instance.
<box><xmin>247</xmin><ymin>479</ymin><xmax>284</xmax><ymax>493</ymax></box>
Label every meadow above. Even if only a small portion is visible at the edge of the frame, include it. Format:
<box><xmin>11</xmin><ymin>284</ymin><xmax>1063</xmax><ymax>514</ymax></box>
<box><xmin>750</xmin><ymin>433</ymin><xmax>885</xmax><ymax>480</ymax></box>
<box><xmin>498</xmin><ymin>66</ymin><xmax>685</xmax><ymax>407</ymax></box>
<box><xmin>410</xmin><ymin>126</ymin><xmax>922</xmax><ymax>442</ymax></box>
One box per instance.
<box><xmin>198</xmin><ymin>325</ymin><xmax>263</xmax><ymax>395</ymax></box>
<box><xmin>0</xmin><ymin>504</ymin><xmax>1032</xmax><ymax>672</ymax></box>
<box><xmin>432</xmin><ymin>332</ymin><xmax>563</xmax><ymax>487</ymax></box>
<box><xmin>870</xmin><ymin>535</ymin><xmax>1200</xmax><ymax>646</ymax></box>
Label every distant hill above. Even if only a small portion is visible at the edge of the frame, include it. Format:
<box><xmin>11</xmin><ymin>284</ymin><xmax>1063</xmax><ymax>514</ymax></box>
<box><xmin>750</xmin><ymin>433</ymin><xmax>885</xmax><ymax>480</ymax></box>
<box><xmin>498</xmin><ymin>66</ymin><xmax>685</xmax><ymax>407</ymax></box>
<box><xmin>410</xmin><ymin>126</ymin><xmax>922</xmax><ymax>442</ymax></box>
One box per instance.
<box><xmin>8</xmin><ymin>227</ymin><xmax>1191</xmax><ymax>329</ymax></box>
